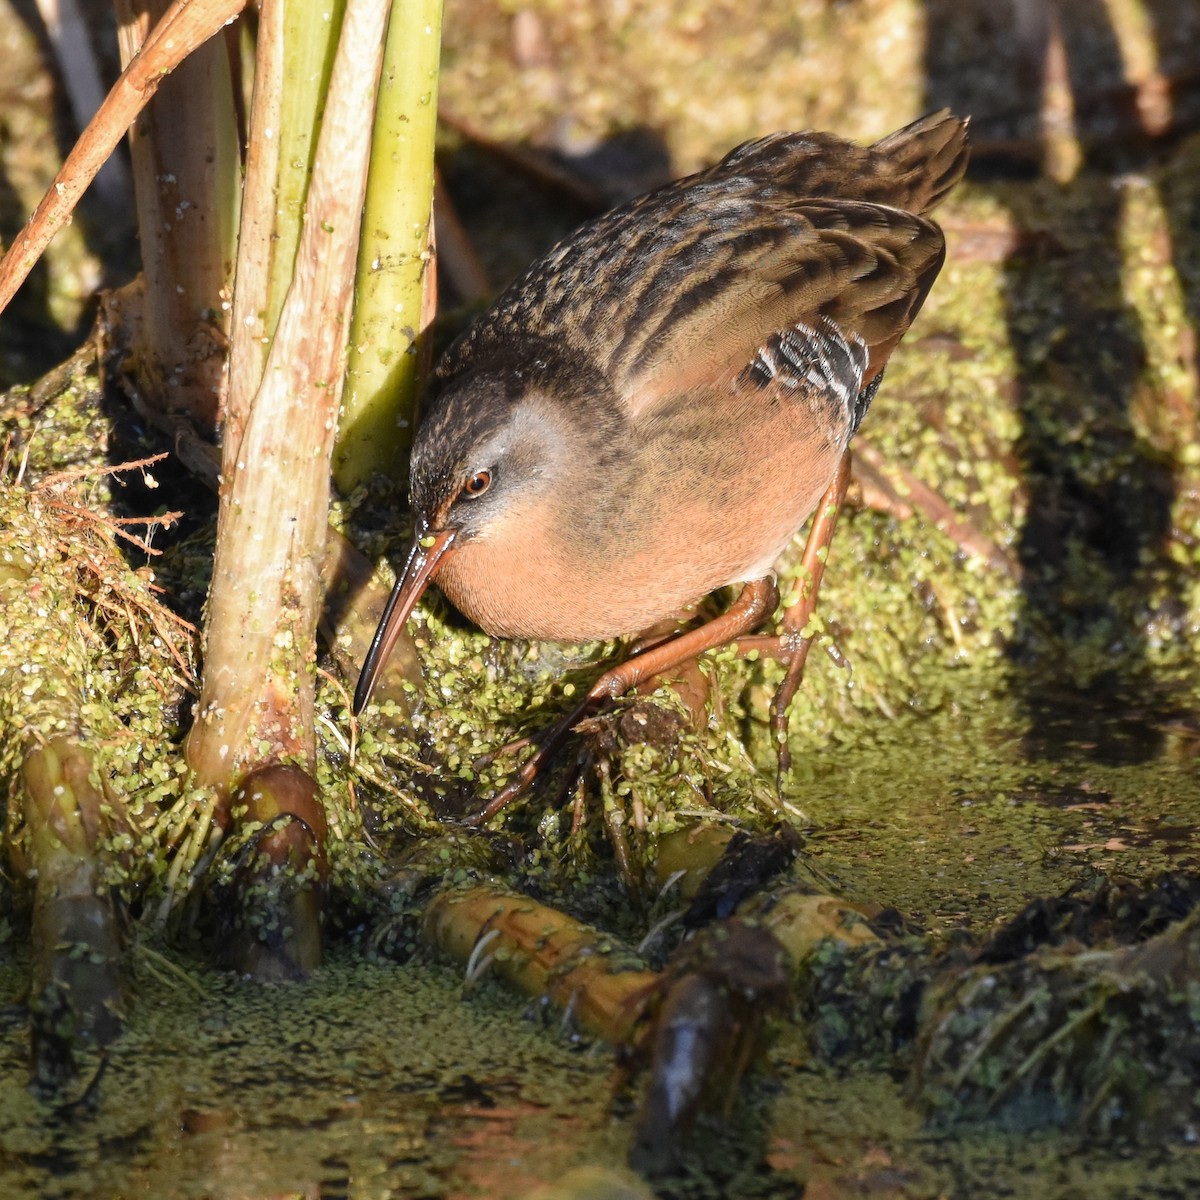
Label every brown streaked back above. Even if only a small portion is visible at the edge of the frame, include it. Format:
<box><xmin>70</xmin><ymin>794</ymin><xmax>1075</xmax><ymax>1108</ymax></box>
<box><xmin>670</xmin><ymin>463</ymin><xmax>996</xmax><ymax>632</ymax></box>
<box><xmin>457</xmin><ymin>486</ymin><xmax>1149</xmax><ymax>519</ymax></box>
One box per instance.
<box><xmin>433</xmin><ymin>112</ymin><xmax>969</xmax><ymax>424</ymax></box>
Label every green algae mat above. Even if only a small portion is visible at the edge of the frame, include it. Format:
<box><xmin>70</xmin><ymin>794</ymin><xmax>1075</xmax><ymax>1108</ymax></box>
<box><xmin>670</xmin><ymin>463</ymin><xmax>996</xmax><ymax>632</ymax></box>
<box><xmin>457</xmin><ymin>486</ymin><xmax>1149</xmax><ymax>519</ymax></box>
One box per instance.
<box><xmin>3</xmin><ymin>682</ymin><xmax>1200</xmax><ymax>1198</ymax></box>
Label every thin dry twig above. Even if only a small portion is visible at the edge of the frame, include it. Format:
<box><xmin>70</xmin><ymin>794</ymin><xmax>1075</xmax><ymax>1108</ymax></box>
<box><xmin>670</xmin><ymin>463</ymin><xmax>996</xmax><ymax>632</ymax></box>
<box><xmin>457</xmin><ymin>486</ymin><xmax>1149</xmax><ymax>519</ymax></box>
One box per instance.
<box><xmin>439</xmin><ymin>107</ymin><xmax>610</xmax><ymax>211</ymax></box>
<box><xmin>37</xmin><ymin>451</ymin><xmax>169</xmax><ymax>489</ymax></box>
<box><xmin>17</xmin><ymin>456</ymin><xmax>199</xmax><ymax>680</ymax></box>
<box><xmin>853</xmin><ymin>437</ymin><xmax>1019</xmax><ymax>578</ymax></box>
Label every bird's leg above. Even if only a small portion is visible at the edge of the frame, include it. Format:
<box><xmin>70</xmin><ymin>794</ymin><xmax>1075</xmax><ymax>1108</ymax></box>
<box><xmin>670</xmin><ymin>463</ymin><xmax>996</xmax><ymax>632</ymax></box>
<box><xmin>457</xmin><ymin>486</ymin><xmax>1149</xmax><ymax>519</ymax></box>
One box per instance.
<box><xmin>770</xmin><ymin>449</ymin><xmax>852</xmax><ymax>777</ymax></box>
<box><xmin>467</xmin><ymin>578</ymin><xmax>780</xmax><ymax>826</ymax></box>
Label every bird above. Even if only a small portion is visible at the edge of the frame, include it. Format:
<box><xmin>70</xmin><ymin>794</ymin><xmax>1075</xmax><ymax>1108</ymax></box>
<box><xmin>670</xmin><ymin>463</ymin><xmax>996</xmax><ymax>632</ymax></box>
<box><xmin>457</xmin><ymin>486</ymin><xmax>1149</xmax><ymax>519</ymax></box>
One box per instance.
<box><xmin>354</xmin><ymin>109</ymin><xmax>970</xmax><ymax>821</ymax></box>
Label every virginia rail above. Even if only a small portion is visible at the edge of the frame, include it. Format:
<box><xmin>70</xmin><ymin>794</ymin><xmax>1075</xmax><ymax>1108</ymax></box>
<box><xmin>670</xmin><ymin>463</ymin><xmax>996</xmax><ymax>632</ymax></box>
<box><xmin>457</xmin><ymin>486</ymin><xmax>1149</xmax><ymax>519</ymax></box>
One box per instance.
<box><xmin>355</xmin><ymin>110</ymin><xmax>970</xmax><ymax>821</ymax></box>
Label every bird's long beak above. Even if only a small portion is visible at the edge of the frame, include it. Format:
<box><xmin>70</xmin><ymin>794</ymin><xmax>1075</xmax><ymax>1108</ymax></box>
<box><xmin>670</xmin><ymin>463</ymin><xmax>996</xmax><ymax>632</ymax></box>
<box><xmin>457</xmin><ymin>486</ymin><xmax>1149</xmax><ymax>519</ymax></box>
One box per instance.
<box><xmin>353</xmin><ymin>529</ymin><xmax>458</xmax><ymax>714</ymax></box>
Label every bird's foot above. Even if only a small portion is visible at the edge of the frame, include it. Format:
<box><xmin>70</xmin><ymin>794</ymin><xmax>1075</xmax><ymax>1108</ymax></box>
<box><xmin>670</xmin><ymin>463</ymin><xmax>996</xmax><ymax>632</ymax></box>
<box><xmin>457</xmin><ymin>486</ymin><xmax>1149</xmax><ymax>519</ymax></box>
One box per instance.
<box><xmin>465</xmin><ymin>696</ymin><xmax>596</xmax><ymax>826</ymax></box>
<box><xmin>725</xmin><ymin>629</ymin><xmax>820</xmax><ymax>777</ymax></box>
<box><xmin>466</xmin><ymin>580</ymin><xmax>780</xmax><ymax>825</ymax></box>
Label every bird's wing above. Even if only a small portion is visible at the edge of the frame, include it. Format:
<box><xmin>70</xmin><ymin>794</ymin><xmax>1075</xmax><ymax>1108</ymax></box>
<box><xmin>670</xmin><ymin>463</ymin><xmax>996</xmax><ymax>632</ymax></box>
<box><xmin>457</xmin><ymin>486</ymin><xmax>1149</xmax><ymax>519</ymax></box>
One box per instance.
<box><xmin>595</xmin><ymin>196</ymin><xmax>945</xmax><ymax>423</ymax></box>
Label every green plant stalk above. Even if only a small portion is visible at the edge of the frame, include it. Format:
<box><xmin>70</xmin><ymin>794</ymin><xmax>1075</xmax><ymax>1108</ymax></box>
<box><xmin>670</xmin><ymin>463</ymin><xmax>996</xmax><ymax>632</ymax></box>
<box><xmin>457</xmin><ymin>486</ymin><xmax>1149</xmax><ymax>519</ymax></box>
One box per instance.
<box><xmin>226</xmin><ymin>0</ymin><xmax>346</xmax><ymax>442</ymax></box>
<box><xmin>334</xmin><ymin>0</ymin><xmax>444</xmax><ymax>492</ymax></box>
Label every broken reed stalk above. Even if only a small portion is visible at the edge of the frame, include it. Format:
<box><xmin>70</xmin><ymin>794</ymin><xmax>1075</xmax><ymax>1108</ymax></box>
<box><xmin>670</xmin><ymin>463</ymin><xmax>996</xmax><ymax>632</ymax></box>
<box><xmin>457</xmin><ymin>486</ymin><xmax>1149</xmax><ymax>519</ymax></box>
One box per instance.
<box><xmin>0</xmin><ymin>482</ymin><xmax>178</xmax><ymax>1084</ymax></box>
<box><xmin>419</xmin><ymin>845</ymin><xmax>881</xmax><ymax>1046</ymax></box>
<box><xmin>177</xmin><ymin>0</ymin><xmax>395</xmax><ymax>980</ymax></box>
<box><xmin>415</xmin><ymin>843</ymin><xmax>882</xmax><ymax>1168</ymax></box>
<box><xmin>20</xmin><ymin>738</ymin><xmax>128</xmax><ymax>1087</ymax></box>
<box><xmin>334</xmin><ymin>0</ymin><xmax>443</xmax><ymax>491</ymax></box>
<box><xmin>423</xmin><ymin>883</ymin><xmax>659</xmax><ymax>1042</ymax></box>
<box><xmin>115</xmin><ymin>0</ymin><xmax>243</xmax><ymax>430</ymax></box>
<box><xmin>222</xmin><ymin>764</ymin><xmax>330</xmax><ymax>981</ymax></box>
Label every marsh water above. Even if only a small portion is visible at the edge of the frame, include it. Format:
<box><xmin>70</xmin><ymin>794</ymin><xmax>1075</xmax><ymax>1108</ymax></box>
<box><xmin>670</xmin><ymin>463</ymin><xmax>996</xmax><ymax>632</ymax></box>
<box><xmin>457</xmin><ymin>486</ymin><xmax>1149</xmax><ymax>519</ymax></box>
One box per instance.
<box><xmin>3</xmin><ymin>678</ymin><xmax>1200</xmax><ymax>1198</ymax></box>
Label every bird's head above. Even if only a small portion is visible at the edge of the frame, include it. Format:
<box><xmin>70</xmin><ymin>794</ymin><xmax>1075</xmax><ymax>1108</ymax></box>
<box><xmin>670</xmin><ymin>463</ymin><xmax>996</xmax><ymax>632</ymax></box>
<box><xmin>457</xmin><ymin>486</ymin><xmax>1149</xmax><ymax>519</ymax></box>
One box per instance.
<box><xmin>353</xmin><ymin>360</ymin><xmax>614</xmax><ymax>713</ymax></box>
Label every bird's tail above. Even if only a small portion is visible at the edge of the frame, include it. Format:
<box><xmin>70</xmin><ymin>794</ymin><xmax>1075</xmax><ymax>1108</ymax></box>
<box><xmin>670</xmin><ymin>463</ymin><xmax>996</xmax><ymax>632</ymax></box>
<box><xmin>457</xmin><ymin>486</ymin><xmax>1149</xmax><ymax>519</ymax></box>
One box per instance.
<box><xmin>870</xmin><ymin>109</ymin><xmax>971</xmax><ymax>215</ymax></box>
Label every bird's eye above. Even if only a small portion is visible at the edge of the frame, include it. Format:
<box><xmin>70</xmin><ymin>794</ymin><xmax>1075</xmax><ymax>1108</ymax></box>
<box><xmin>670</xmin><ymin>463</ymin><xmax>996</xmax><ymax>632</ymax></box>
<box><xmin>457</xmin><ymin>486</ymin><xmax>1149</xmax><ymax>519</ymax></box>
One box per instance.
<box><xmin>462</xmin><ymin>469</ymin><xmax>492</xmax><ymax>499</ymax></box>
